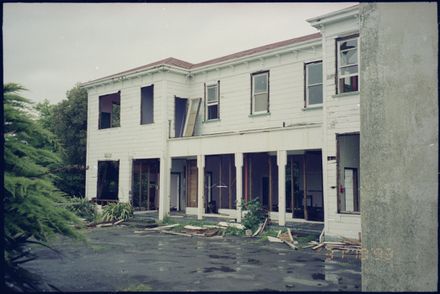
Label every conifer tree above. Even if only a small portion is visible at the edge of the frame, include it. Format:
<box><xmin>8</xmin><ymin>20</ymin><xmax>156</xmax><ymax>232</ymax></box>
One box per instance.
<box><xmin>4</xmin><ymin>83</ymin><xmax>82</xmax><ymax>291</ymax></box>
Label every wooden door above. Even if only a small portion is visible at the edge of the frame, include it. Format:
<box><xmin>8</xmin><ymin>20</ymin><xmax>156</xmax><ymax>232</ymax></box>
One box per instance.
<box><xmin>187</xmin><ymin>160</ymin><xmax>198</xmax><ymax>207</ymax></box>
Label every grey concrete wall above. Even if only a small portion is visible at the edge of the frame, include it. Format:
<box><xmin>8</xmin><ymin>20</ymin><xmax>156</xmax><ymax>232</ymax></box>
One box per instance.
<box><xmin>360</xmin><ymin>3</ymin><xmax>438</xmax><ymax>291</ymax></box>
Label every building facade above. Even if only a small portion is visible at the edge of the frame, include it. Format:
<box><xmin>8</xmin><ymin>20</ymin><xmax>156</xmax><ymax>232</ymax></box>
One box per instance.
<box><xmin>82</xmin><ymin>5</ymin><xmax>360</xmax><ymax>239</ymax></box>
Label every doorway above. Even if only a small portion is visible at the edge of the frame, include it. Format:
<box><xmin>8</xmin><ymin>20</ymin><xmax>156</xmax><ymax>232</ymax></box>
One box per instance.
<box><xmin>170</xmin><ymin>172</ymin><xmax>181</xmax><ymax>211</ymax></box>
<box><xmin>132</xmin><ymin>159</ymin><xmax>160</xmax><ymax>211</ymax></box>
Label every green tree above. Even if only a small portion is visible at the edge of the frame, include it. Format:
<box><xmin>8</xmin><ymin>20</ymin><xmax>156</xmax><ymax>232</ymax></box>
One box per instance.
<box><xmin>36</xmin><ymin>84</ymin><xmax>88</xmax><ymax>197</ymax></box>
<box><xmin>4</xmin><ymin>83</ymin><xmax>82</xmax><ymax>291</ymax></box>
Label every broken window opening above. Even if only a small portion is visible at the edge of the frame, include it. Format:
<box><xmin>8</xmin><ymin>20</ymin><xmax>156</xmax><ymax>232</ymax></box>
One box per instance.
<box><xmin>251</xmin><ymin>71</ymin><xmax>270</xmax><ymax>114</ymax></box>
<box><xmin>97</xmin><ymin>160</ymin><xmax>119</xmax><ymax>203</ymax></box>
<box><xmin>99</xmin><ymin>91</ymin><xmax>121</xmax><ymax>129</ymax></box>
<box><xmin>174</xmin><ymin>97</ymin><xmax>188</xmax><ymax>138</ymax></box>
<box><xmin>337</xmin><ymin>133</ymin><xmax>360</xmax><ymax>213</ymax></box>
<box><xmin>336</xmin><ymin>35</ymin><xmax>359</xmax><ymax>94</ymax></box>
<box><xmin>305</xmin><ymin>61</ymin><xmax>323</xmax><ymax>106</ymax></box>
<box><xmin>182</xmin><ymin>98</ymin><xmax>202</xmax><ymax>137</ymax></box>
<box><xmin>140</xmin><ymin>85</ymin><xmax>154</xmax><ymax>124</ymax></box>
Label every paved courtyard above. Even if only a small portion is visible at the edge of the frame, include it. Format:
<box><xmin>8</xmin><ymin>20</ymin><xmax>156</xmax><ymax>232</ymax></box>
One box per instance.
<box><xmin>23</xmin><ymin>225</ymin><xmax>361</xmax><ymax>291</ymax></box>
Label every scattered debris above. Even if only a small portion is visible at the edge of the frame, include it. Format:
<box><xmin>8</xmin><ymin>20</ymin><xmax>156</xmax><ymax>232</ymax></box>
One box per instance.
<box><xmin>267</xmin><ymin>236</ymin><xmax>283</xmax><ymax>243</ymax></box>
<box><xmin>161</xmin><ymin>230</ymin><xmax>192</xmax><ymax>237</ymax></box>
<box><xmin>310</xmin><ymin>237</ymin><xmax>362</xmax><ymax>257</ymax></box>
<box><xmin>114</xmin><ymin>219</ymin><xmax>124</xmax><ymax>226</ymax></box>
<box><xmin>252</xmin><ymin>218</ymin><xmax>268</xmax><ymax>237</ymax></box>
<box><xmin>183</xmin><ymin>225</ymin><xmax>205</xmax><ymax>230</ymax></box>
<box><xmin>283</xmin><ymin>240</ymin><xmax>297</xmax><ymax>250</ymax></box>
<box><xmin>218</xmin><ymin>222</ymin><xmax>245</xmax><ymax>230</ymax></box>
<box><xmin>245</xmin><ymin>229</ymin><xmax>253</xmax><ymax>237</ymax></box>
<box><xmin>319</xmin><ymin>229</ymin><xmax>325</xmax><ymax>243</ymax></box>
<box><xmin>144</xmin><ymin>224</ymin><xmax>179</xmax><ymax>231</ymax></box>
<box><xmin>96</xmin><ymin>223</ymin><xmax>113</xmax><ymax>228</ymax></box>
<box><xmin>276</xmin><ymin>230</ymin><xmax>282</xmax><ymax>238</ymax></box>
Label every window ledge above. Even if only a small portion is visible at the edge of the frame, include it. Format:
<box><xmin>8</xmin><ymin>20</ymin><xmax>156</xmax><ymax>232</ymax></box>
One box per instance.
<box><xmin>140</xmin><ymin>122</ymin><xmax>155</xmax><ymax>126</ymax></box>
<box><xmin>249</xmin><ymin>112</ymin><xmax>271</xmax><ymax>118</ymax></box>
<box><xmin>203</xmin><ymin>119</ymin><xmax>221</xmax><ymax>123</ymax></box>
<box><xmin>338</xmin><ymin>211</ymin><xmax>361</xmax><ymax>216</ymax></box>
<box><xmin>332</xmin><ymin>91</ymin><xmax>360</xmax><ymax>98</ymax></box>
<box><xmin>302</xmin><ymin>105</ymin><xmax>323</xmax><ymax>111</ymax></box>
<box><xmin>98</xmin><ymin>126</ymin><xmax>121</xmax><ymax>131</ymax></box>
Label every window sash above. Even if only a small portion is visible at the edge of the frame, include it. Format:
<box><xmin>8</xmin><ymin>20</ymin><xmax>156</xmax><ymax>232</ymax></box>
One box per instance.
<box><xmin>305</xmin><ymin>61</ymin><xmax>323</xmax><ymax>106</ymax></box>
<box><xmin>252</xmin><ymin>72</ymin><xmax>269</xmax><ymax>114</ymax></box>
<box><xmin>205</xmin><ymin>83</ymin><xmax>219</xmax><ymax>120</ymax></box>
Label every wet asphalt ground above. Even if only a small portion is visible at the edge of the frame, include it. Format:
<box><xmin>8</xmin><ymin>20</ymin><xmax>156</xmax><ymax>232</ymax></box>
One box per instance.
<box><xmin>22</xmin><ymin>225</ymin><xmax>361</xmax><ymax>291</ymax></box>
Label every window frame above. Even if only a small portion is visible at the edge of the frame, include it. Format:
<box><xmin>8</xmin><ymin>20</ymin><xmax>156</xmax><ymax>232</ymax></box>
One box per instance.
<box><xmin>205</xmin><ymin>81</ymin><xmax>220</xmax><ymax>121</ymax></box>
<box><xmin>336</xmin><ymin>34</ymin><xmax>359</xmax><ymax>94</ymax></box>
<box><xmin>250</xmin><ymin>71</ymin><xmax>270</xmax><ymax>115</ymax></box>
<box><xmin>304</xmin><ymin>60</ymin><xmax>323</xmax><ymax>107</ymax></box>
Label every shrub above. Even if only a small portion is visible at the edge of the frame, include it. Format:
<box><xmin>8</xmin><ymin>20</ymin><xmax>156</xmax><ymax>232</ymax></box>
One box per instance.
<box><xmin>66</xmin><ymin>197</ymin><xmax>96</xmax><ymax>222</ymax></box>
<box><xmin>101</xmin><ymin>202</ymin><xmax>134</xmax><ymax>222</ymax></box>
<box><xmin>241</xmin><ymin>198</ymin><xmax>268</xmax><ymax>232</ymax></box>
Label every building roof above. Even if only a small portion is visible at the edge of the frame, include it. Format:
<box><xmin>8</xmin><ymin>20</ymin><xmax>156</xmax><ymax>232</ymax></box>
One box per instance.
<box><xmin>83</xmin><ymin>32</ymin><xmax>321</xmax><ymax>86</ymax></box>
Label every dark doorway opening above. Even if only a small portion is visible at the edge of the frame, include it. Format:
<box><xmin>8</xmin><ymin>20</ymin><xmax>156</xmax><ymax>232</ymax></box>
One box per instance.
<box><xmin>96</xmin><ymin>160</ymin><xmax>120</xmax><ymax>205</ymax></box>
<box><xmin>132</xmin><ymin>159</ymin><xmax>160</xmax><ymax>210</ymax></box>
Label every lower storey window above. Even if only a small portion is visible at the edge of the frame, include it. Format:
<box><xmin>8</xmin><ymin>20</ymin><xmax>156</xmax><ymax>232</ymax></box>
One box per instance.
<box><xmin>337</xmin><ymin>133</ymin><xmax>360</xmax><ymax>213</ymax></box>
<box><xmin>97</xmin><ymin>160</ymin><xmax>119</xmax><ymax>201</ymax></box>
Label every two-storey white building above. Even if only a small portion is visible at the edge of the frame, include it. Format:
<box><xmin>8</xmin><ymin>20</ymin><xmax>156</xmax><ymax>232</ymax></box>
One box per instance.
<box><xmin>82</xmin><ymin>5</ymin><xmax>360</xmax><ymax>239</ymax></box>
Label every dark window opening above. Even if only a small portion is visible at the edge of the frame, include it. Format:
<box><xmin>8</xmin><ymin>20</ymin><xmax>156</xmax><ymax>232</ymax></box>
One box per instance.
<box><xmin>99</xmin><ymin>92</ymin><xmax>121</xmax><ymax>129</ymax></box>
<box><xmin>97</xmin><ymin>161</ymin><xmax>119</xmax><ymax>201</ymax></box>
<box><xmin>132</xmin><ymin>159</ymin><xmax>160</xmax><ymax>210</ymax></box>
<box><xmin>174</xmin><ymin>97</ymin><xmax>188</xmax><ymax>138</ymax></box>
<box><xmin>141</xmin><ymin>85</ymin><xmax>154</xmax><ymax>124</ymax></box>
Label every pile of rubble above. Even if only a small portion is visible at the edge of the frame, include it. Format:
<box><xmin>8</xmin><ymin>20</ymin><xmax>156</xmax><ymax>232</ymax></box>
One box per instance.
<box><xmin>309</xmin><ymin>236</ymin><xmax>362</xmax><ymax>257</ymax></box>
<box><xmin>266</xmin><ymin>228</ymin><xmax>298</xmax><ymax>250</ymax></box>
<box><xmin>133</xmin><ymin>221</ymin><xmax>247</xmax><ymax>238</ymax></box>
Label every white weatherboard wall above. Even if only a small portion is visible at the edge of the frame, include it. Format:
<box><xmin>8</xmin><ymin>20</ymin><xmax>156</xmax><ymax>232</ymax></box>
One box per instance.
<box><xmin>314</xmin><ymin>7</ymin><xmax>362</xmax><ymax>239</ymax></box>
<box><xmin>85</xmin><ymin>72</ymin><xmax>170</xmax><ymax>203</ymax></box>
<box><xmin>190</xmin><ymin>44</ymin><xmax>323</xmax><ymax>137</ymax></box>
<box><xmin>84</xmin><ymin>8</ymin><xmax>365</xmax><ymax>236</ymax></box>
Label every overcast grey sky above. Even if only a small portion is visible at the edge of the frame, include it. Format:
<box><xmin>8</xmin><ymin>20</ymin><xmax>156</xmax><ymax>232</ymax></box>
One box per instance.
<box><xmin>3</xmin><ymin>2</ymin><xmax>356</xmax><ymax>104</ymax></box>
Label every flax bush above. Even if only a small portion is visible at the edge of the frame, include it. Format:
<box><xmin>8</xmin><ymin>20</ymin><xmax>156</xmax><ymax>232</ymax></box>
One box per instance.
<box><xmin>240</xmin><ymin>198</ymin><xmax>268</xmax><ymax>232</ymax></box>
<box><xmin>101</xmin><ymin>202</ymin><xmax>134</xmax><ymax>222</ymax></box>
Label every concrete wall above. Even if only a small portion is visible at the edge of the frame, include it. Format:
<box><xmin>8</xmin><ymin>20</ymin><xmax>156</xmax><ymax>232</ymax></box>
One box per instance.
<box><xmin>360</xmin><ymin>3</ymin><xmax>438</xmax><ymax>291</ymax></box>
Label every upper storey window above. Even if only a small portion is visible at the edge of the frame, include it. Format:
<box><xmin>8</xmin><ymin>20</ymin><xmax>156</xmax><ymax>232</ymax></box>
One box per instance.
<box><xmin>140</xmin><ymin>85</ymin><xmax>154</xmax><ymax>124</ymax></box>
<box><xmin>251</xmin><ymin>71</ymin><xmax>269</xmax><ymax>114</ymax></box>
<box><xmin>205</xmin><ymin>82</ymin><xmax>220</xmax><ymax>120</ymax></box>
<box><xmin>305</xmin><ymin>61</ymin><xmax>323</xmax><ymax>106</ymax></box>
<box><xmin>99</xmin><ymin>91</ymin><xmax>120</xmax><ymax>129</ymax></box>
<box><xmin>337</xmin><ymin>35</ymin><xmax>359</xmax><ymax>94</ymax></box>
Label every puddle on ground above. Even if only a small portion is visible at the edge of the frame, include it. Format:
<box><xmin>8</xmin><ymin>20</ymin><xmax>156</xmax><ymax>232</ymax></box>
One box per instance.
<box><xmin>312</xmin><ymin>273</ymin><xmax>325</xmax><ymax>280</ymax></box>
<box><xmin>246</xmin><ymin>258</ymin><xmax>261</xmax><ymax>265</ymax></box>
<box><xmin>208</xmin><ymin>254</ymin><xmax>236</xmax><ymax>260</ymax></box>
<box><xmin>207</xmin><ymin>273</ymin><xmax>255</xmax><ymax>280</ymax></box>
<box><xmin>283</xmin><ymin>276</ymin><xmax>329</xmax><ymax>287</ymax></box>
<box><xmin>203</xmin><ymin>266</ymin><xmax>235</xmax><ymax>273</ymax></box>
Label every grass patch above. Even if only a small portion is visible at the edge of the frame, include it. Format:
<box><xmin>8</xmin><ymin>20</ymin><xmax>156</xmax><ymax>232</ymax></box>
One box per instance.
<box><xmin>122</xmin><ymin>283</ymin><xmax>152</xmax><ymax>291</ymax></box>
<box><xmin>223</xmin><ymin>227</ymin><xmax>245</xmax><ymax>236</ymax></box>
<box><xmin>295</xmin><ymin>234</ymin><xmax>318</xmax><ymax>245</ymax></box>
